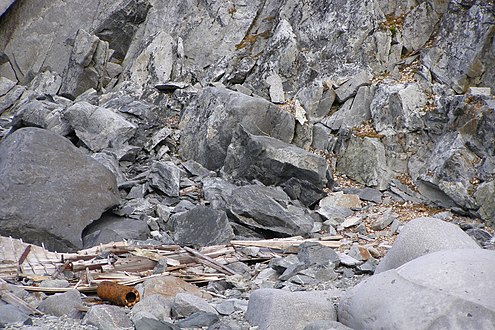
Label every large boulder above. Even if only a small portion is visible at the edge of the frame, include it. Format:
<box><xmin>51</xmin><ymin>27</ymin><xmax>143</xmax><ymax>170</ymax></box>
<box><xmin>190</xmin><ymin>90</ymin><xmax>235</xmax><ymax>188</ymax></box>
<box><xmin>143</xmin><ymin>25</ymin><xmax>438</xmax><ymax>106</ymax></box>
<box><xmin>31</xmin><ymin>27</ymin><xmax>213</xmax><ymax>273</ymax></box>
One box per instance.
<box><xmin>222</xmin><ymin>125</ymin><xmax>330</xmax><ymax>206</ymax></box>
<box><xmin>245</xmin><ymin>288</ymin><xmax>338</xmax><ymax>330</ymax></box>
<box><xmin>179</xmin><ymin>87</ymin><xmax>295</xmax><ymax>171</ymax></box>
<box><xmin>0</xmin><ymin>127</ymin><xmax>119</xmax><ymax>251</ymax></box>
<box><xmin>338</xmin><ymin>249</ymin><xmax>495</xmax><ymax>329</ymax></box>
<box><xmin>375</xmin><ymin>217</ymin><xmax>480</xmax><ymax>273</ymax></box>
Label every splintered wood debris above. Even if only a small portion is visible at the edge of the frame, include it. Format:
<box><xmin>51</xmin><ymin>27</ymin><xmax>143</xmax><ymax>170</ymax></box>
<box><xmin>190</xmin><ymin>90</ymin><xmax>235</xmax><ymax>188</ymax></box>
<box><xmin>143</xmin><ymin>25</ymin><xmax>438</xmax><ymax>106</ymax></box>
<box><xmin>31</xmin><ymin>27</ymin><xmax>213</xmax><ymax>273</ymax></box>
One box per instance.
<box><xmin>0</xmin><ymin>235</ymin><xmax>342</xmax><ymax>293</ymax></box>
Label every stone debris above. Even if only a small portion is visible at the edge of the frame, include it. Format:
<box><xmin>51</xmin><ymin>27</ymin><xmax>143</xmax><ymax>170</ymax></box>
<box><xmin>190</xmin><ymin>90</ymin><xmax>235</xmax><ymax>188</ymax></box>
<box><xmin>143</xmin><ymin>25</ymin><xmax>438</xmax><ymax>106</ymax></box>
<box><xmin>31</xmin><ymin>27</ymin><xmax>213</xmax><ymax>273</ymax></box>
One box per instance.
<box><xmin>0</xmin><ymin>0</ymin><xmax>495</xmax><ymax>329</ymax></box>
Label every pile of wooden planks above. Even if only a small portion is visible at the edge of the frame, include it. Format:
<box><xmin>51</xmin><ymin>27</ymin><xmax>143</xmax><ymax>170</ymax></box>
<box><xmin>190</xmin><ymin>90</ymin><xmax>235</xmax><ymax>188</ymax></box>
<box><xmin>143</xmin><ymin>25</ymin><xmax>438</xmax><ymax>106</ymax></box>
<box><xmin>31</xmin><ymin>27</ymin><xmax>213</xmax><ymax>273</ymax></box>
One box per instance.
<box><xmin>0</xmin><ymin>235</ymin><xmax>341</xmax><ymax>293</ymax></box>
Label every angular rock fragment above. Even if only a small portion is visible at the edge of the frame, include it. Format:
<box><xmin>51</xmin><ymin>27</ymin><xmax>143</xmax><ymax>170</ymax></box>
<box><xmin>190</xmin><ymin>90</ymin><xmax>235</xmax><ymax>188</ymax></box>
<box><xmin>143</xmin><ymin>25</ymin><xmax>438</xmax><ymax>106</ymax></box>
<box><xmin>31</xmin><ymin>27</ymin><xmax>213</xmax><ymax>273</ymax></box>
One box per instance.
<box><xmin>337</xmin><ymin>136</ymin><xmax>393</xmax><ymax>190</ymax></box>
<box><xmin>223</xmin><ymin>125</ymin><xmax>329</xmax><ymax>206</ymax></box>
<box><xmin>227</xmin><ymin>184</ymin><xmax>314</xmax><ymax>237</ymax></box>
<box><xmin>84</xmin><ymin>305</ymin><xmax>134</xmax><ymax>330</ymax></box>
<box><xmin>335</xmin><ymin>70</ymin><xmax>372</xmax><ymax>103</ymax></box>
<box><xmin>64</xmin><ymin>101</ymin><xmax>136</xmax><ymax>152</ymax></box>
<box><xmin>172</xmin><ymin>293</ymin><xmax>218</xmax><ymax>318</ymax></box>
<box><xmin>0</xmin><ymin>127</ymin><xmax>119</xmax><ymax>251</ymax></box>
<box><xmin>0</xmin><ymin>305</ymin><xmax>32</xmax><ymax>327</ymax></box>
<box><xmin>170</xmin><ymin>206</ymin><xmax>234</xmax><ymax>247</ymax></box>
<box><xmin>148</xmin><ymin>161</ymin><xmax>181</xmax><ymax>197</ymax></box>
<box><xmin>422</xmin><ymin>3</ymin><xmax>495</xmax><ymax>92</ymax></box>
<box><xmin>38</xmin><ymin>289</ymin><xmax>83</xmax><ymax>318</ymax></box>
<box><xmin>82</xmin><ymin>214</ymin><xmax>150</xmax><ymax>248</ymax></box>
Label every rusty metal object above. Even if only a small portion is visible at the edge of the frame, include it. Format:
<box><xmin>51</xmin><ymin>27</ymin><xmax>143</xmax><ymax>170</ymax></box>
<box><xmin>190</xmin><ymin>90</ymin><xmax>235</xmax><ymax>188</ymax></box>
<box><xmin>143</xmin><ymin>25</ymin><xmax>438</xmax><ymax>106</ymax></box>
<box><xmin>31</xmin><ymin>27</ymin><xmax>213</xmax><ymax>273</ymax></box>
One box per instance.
<box><xmin>96</xmin><ymin>281</ymin><xmax>140</xmax><ymax>307</ymax></box>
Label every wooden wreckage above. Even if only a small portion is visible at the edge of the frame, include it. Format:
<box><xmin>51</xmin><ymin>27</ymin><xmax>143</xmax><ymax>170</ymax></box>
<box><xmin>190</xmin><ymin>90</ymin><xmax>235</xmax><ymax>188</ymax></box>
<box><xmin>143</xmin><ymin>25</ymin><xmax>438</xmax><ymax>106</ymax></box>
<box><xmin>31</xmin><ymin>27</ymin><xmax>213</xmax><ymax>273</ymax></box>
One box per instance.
<box><xmin>0</xmin><ymin>235</ymin><xmax>341</xmax><ymax>310</ymax></box>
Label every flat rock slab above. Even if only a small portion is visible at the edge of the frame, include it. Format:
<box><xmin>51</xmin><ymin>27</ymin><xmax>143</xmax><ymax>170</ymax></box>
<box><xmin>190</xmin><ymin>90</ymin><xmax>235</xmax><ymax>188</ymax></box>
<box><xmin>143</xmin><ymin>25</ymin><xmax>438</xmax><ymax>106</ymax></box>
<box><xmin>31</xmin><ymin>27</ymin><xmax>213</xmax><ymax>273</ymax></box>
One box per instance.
<box><xmin>375</xmin><ymin>217</ymin><xmax>480</xmax><ymax>273</ymax></box>
<box><xmin>339</xmin><ymin>249</ymin><xmax>495</xmax><ymax>330</ymax></box>
<box><xmin>82</xmin><ymin>214</ymin><xmax>150</xmax><ymax>248</ymax></box>
<box><xmin>143</xmin><ymin>276</ymin><xmax>210</xmax><ymax>300</ymax></box>
<box><xmin>245</xmin><ymin>288</ymin><xmax>338</xmax><ymax>330</ymax></box>
<box><xmin>0</xmin><ymin>127</ymin><xmax>119</xmax><ymax>251</ymax></box>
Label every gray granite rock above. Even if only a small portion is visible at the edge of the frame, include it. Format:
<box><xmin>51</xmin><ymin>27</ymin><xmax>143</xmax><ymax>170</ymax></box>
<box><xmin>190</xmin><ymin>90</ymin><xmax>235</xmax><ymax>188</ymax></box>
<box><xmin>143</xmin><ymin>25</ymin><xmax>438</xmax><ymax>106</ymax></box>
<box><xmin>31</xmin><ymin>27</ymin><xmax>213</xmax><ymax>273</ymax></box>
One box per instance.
<box><xmin>475</xmin><ymin>180</ymin><xmax>495</xmax><ymax>227</ymax></box>
<box><xmin>422</xmin><ymin>2</ymin><xmax>495</xmax><ymax>93</ymax></box>
<box><xmin>245</xmin><ymin>289</ymin><xmax>338</xmax><ymax>330</ymax></box>
<box><xmin>59</xmin><ymin>29</ymin><xmax>109</xmax><ymax>99</ymax></box>
<box><xmin>303</xmin><ymin>320</ymin><xmax>353</xmax><ymax>330</ymax></box>
<box><xmin>339</xmin><ymin>249</ymin><xmax>495</xmax><ymax>330</ymax></box>
<box><xmin>38</xmin><ymin>289</ymin><xmax>83</xmax><ymax>318</ymax></box>
<box><xmin>375</xmin><ymin>217</ymin><xmax>480</xmax><ymax>273</ymax></box>
<box><xmin>0</xmin><ymin>127</ymin><xmax>119</xmax><ymax>251</ymax></box>
<box><xmin>370</xmin><ymin>83</ymin><xmax>426</xmax><ymax>136</ymax></box>
<box><xmin>179</xmin><ymin>87</ymin><xmax>294</xmax><ymax>171</ymax></box>
<box><xmin>335</xmin><ymin>70</ymin><xmax>372</xmax><ymax>103</ymax></box>
<box><xmin>170</xmin><ymin>206</ymin><xmax>234</xmax><ymax>247</ymax></box>
<box><xmin>176</xmin><ymin>311</ymin><xmax>220</xmax><ymax>328</ymax></box>
<box><xmin>297</xmin><ymin>241</ymin><xmax>340</xmax><ymax>267</ymax></box>
<box><xmin>84</xmin><ymin>305</ymin><xmax>133</xmax><ymax>330</ymax></box>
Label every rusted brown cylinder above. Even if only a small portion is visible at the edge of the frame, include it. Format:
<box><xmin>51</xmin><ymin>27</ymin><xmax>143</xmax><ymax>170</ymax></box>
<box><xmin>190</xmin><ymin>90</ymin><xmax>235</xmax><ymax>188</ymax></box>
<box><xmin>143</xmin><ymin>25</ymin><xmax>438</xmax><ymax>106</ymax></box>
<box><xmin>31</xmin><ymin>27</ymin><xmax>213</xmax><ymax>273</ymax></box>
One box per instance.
<box><xmin>96</xmin><ymin>281</ymin><xmax>140</xmax><ymax>307</ymax></box>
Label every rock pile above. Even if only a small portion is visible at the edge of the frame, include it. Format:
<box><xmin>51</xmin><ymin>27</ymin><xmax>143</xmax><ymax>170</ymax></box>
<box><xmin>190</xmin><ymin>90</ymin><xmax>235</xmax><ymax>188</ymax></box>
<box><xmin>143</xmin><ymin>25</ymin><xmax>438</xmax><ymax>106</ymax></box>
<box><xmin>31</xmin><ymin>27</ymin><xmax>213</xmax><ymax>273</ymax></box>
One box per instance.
<box><xmin>0</xmin><ymin>0</ymin><xmax>495</xmax><ymax>329</ymax></box>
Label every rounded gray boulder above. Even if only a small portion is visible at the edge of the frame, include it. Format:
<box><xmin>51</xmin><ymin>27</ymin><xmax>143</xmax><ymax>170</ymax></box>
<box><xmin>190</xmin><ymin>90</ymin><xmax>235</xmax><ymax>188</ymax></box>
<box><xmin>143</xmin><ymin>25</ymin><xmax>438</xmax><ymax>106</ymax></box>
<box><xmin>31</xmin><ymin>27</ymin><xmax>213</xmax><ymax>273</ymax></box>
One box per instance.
<box><xmin>375</xmin><ymin>217</ymin><xmax>479</xmax><ymax>273</ymax></box>
<box><xmin>338</xmin><ymin>249</ymin><xmax>495</xmax><ymax>329</ymax></box>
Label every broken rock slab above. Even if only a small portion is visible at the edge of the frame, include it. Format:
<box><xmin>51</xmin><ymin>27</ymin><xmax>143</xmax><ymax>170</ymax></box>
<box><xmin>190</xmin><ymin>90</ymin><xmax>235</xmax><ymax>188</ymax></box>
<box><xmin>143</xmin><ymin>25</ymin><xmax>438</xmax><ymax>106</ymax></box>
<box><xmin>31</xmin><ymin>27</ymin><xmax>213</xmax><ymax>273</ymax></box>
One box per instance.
<box><xmin>245</xmin><ymin>288</ymin><xmax>338</xmax><ymax>330</ymax></box>
<box><xmin>148</xmin><ymin>161</ymin><xmax>181</xmax><ymax>197</ymax></box>
<box><xmin>227</xmin><ymin>184</ymin><xmax>314</xmax><ymax>237</ymax></box>
<box><xmin>179</xmin><ymin>87</ymin><xmax>294</xmax><ymax>171</ymax></box>
<box><xmin>375</xmin><ymin>217</ymin><xmax>480</xmax><ymax>273</ymax></box>
<box><xmin>222</xmin><ymin>125</ymin><xmax>329</xmax><ymax>206</ymax></box>
<box><xmin>37</xmin><ymin>289</ymin><xmax>84</xmax><ymax>319</ymax></box>
<box><xmin>172</xmin><ymin>293</ymin><xmax>218</xmax><ymax>318</ymax></box>
<box><xmin>170</xmin><ymin>205</ymin><xmax>234</xmax><ymax>247</ymax></box>
<box><xmin>338</xmin><ymin>249</ymin><xmax>495</xmax><ymax>330</ymax></box>
<box><xmin>64</xmin><ymin>101</ymin><xmax>136</xmax><ymax>152</ymax></box>
<box><xmin>0</xmin><ymin>127</ymin><xmax>119</xmax><ymax>251</ymax></box>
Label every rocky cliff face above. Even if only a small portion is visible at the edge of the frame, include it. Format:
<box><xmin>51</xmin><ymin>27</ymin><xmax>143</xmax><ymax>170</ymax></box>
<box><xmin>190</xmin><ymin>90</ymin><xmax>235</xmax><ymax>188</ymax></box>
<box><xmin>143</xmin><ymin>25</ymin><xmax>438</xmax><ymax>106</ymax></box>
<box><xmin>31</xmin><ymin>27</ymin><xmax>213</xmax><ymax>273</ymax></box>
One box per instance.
<box><xmin>1</xmin><ymin>0</ymin><xmax>493</xmax><ymax>225</ymax></box>
<box><xmin>0</xmin><ymin>0</ymin><xmax>494</xmax><ymax>328</ymax></box>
